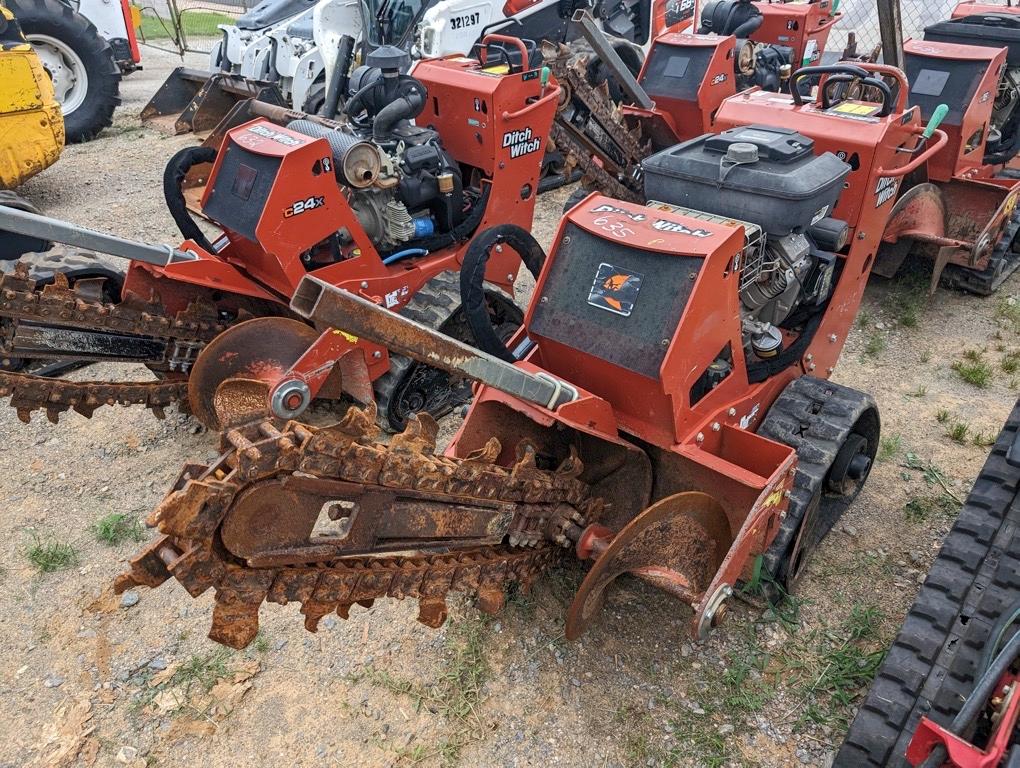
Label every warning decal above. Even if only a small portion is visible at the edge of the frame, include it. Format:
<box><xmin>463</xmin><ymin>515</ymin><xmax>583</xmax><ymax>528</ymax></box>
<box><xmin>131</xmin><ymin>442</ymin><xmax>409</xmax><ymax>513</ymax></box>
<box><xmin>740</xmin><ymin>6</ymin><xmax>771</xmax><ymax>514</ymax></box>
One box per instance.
<box><xmin>587</xmin><ymin>262</ymin><xmax>643</xmax><ymax>317</ymax></box>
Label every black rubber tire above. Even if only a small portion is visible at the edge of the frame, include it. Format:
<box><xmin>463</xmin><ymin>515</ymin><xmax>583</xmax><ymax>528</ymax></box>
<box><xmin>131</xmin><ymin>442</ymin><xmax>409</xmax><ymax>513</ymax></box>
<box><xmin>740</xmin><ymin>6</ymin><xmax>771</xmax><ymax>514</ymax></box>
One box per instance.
<box><xmin>301</xmin><ymin>79</ymin><xmax>327</xmax><ymax>116</ymax></box>
<box><xmin>836</xmin><ymin>397</ymin><xmax>1020</xmax><ymax>767</ymax></box>
<box><xmin>1</xmin><ymin>248</ymin><xmax>124</xmax><ymax>373</ymax></box>
<box><xmin>10</xmin><ymin>0</ymin><xmax>122</xmax><ymax>143</ymax></box>
<box><xmin>0</xmin><ymin>191</ymin><xmax>50</xmax><ymax>259</ymax></box>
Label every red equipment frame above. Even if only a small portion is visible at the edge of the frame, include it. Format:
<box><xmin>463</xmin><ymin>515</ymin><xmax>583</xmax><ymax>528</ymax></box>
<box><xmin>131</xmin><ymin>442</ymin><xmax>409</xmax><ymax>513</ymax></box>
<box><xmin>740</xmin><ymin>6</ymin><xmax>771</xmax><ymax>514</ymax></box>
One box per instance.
<box><xmin>877</xmin><ymin>34</ymin><xmax>1020</xmax><ymax>282</ymax></box>
<box><xmin>905</xmin><ymin>673</ymin><xmax>1020</xmax><ymax>768</ymax></box>
<box><xmin>442</xmin><ymin>64</ymin><xmax>939</xmax><ymax>636</ymax></box>
<box><xmin>118</xmin><ymin>49</ymin><xmax>561</xmax><ymax>400</ymax></box>
<box><xmin>623</xmin><ymin>1</ymin><xmax>843</xmax><ymax>147</ymax></box>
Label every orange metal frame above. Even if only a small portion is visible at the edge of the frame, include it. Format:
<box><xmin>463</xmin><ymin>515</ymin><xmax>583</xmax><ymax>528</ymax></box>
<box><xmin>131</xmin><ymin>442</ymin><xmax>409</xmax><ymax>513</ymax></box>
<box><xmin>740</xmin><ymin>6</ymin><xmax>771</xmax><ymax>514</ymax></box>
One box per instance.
<box><xmin>448</xmin><ymin>67</ymin><xmax>927</xmax><ymax>635</ymax></box>
<box><xmin>119</xmin><ymin>50</ymin><xmax>560</xmax><ymax>392</ymax></box>
<box><xmin>624</xmin><ymin>2</ymin><xmax>842</xmax><ymax>147</ymax></box>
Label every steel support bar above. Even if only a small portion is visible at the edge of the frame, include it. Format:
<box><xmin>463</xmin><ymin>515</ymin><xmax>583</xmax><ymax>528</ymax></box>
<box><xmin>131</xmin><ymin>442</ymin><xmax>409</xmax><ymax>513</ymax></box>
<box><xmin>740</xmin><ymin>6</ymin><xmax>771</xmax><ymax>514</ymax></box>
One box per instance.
<box><xmin>876</xmin><ymin>0</ymin><xmax>904</xmax><ymax>71</ymax></box>
<box><xmin>0</xmin><ymin>206</ymin><xmax>196</xmax><ymax>266</ymax></box>
<box><xmin>571</xmin><ymin>10</ymin><xmax>654</xmax><ymax>110</ymax></box>
<box><xmin>290</xmin><ymin>275</ymin><xmax>578</xmax><ymax>410</ymax></box>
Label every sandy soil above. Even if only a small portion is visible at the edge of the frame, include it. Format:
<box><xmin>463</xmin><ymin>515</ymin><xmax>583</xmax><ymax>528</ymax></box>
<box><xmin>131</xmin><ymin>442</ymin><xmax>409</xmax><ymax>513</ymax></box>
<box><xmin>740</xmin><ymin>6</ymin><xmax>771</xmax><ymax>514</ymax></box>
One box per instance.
<box><xmin>1</xmin><ymin>45</ymin><xmax>1018</xmax><ymax>768</ymax></box>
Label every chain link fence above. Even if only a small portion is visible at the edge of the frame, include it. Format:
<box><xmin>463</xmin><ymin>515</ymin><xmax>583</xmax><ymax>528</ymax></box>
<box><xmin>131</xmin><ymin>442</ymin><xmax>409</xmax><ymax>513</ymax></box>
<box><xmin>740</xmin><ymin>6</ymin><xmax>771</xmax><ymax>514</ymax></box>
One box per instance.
<box><xmin>136</xmin><ymin>0</ymin><xmax>255</xmax><ymax>56</ymax></box>
<box><xmin>829</xmin><ymin>0</ymin><xmax>1015</xmax><ymax>56</ymax></box>
<box><xmin>136</xmin><ymin>0</ymin><xmax>1020</xmax><ymax>60</ymax></box>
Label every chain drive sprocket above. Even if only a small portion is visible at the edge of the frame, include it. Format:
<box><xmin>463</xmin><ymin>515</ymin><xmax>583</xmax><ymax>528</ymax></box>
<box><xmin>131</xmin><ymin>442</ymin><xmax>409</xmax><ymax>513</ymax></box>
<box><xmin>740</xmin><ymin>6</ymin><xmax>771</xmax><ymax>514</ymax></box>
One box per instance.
<box><xmin>115</xmin><ymin>405</ymin><xmax>600</xmax><ymax>649</ymax></box>
<box><xmin>0</xmin><ymin>262</ymin><xmax>226</xmax><ymax>422</ymax></box>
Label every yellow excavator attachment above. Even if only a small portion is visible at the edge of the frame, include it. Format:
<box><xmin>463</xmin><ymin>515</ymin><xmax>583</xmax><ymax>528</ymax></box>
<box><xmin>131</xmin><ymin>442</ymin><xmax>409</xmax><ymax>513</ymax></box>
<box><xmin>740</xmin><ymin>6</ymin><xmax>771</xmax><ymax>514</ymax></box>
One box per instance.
<box><xmin>0</xmin><ymin>5</ymin><xmax>64</xmax><ymax>189</ymax></box>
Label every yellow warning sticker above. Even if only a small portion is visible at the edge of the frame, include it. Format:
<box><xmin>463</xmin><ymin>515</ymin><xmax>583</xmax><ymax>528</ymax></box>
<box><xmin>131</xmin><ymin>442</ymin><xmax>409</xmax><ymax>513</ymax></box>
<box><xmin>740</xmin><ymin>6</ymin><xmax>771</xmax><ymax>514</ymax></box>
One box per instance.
<box><xmin>831</xmin><ymin>102</ymin><xmax>879</xmax><ymax>116</ymax></box>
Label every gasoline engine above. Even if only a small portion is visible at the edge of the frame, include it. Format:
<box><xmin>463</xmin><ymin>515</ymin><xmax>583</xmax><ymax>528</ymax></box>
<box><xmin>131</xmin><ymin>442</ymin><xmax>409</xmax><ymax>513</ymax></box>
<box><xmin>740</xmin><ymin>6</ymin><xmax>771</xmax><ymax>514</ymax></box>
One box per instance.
<box><xmin>699</xmin><ymin>0</ymin><xmax>795</xmax><ymax>92</ymax></box>
<box><xmin>643</xmin><ymin>124</ymin><xmax>851</xmax><ymax>364</ymax></box>
<box><xmin>282</xmin><ymin>46</ymin><xmax>465</xmax><ymax>253</ymax></box>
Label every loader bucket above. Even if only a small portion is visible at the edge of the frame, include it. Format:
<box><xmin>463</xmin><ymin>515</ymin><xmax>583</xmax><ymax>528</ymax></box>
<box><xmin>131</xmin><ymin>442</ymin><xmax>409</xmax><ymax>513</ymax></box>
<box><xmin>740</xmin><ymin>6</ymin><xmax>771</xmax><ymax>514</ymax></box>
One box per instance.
<box><xmin>141</xmin><ymin>67</ymin><xmax>286</xmax><ymax>136</ymax></box>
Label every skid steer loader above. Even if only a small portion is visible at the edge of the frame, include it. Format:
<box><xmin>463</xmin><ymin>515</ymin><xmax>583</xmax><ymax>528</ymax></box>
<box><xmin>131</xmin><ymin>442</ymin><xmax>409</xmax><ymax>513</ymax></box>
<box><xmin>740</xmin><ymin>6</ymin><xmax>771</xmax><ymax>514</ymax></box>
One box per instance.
<box><xmin>6</xmin><ymin>0</ymin><xmax>128</xmax><ymax>142</ymax></box>
<box><xmin>144</xmin><ymin>0</ymin><xmax>810</xmax><ymax>135</ymax></box>
<box><xmin>0</xmin><ymin>3</ymin><xmax>63</xmax><ymax>258</ymax></box>
<box><xmin>0</xmin><ymin>4</ymin><xmax>63</xmax><ymax>191</ymax></box>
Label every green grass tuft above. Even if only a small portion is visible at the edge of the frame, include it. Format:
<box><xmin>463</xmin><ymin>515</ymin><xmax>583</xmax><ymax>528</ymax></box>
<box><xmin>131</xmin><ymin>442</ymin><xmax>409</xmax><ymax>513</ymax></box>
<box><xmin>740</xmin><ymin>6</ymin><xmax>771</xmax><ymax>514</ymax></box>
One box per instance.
<box><xmin>885</xmin><ymin>274</ymin><xmax>927</xmax><ymax>328</ymax></box>
<box><xmin>91</xmin><ymin>513</ymin><xmax>145</xmax><ymax>546</ymax></box>
<box><xmin>358</xmin><ymin>616</ymin><xmax>492</xmax><ymax>765</ymax></box>
<box><xmin>864</xmin><ymin>332</ymin><xmax>887</xmax><ymax>358</ymax></box>
<box><xmin>905</xmin><ymin>493</ymin><xmax>960</xmax><ymax>522</ymax></box>
<box><xmin>946</xmin><ymin>421</ymin><xmax>970</xmax><ymax>444</ymax></box>
<box><xmin>995</xmin><ymin>297</ymin><xmax>1020</xmax><ymax>333</ymax></box>
<box><xmin>1003</xmin><ymin>350</ymin><xmax>1020</xmax><ymax>375</ymax></box>
<box><xmin>952</xmin><ymin>356</ymin><xmax>993</xmax><ymax>388</ymax></box>
<box><xmin>26</xmin><ymin>535</ymin><xmax>78</xmax><ymax>573</ymax></box>
<box><xmin>878</xmin><ymin>434</ymin><xmax>903</xmax><ymax>462</ymax></box>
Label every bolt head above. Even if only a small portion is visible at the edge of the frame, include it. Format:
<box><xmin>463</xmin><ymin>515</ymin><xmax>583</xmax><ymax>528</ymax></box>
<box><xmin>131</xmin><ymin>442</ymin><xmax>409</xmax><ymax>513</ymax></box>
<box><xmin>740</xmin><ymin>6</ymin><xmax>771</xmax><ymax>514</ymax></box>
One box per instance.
<box><xmin>373</xmin><ymin>350</ymin><xmax>382</xmax><ymax>359</ymax></box>
<box><xmin>728</xmin><ymin>407</ymin><xmax>736</xmax><ymax>416</ymax></box>
<box><xmin>828</xmin><ymin>334</ymin><xmax>838</xmax><ymax>342</ymax></box>
<box><xmin>360</xmin><ymin>281</ymin><xmax>369</xmax><ymax>289</ymax></box>
<box><xmin>696</xmin><ymin>432</ymin><xmax>705</xmax><ymax>443</ymax></box>
<box><xmin>808</xmin><ymin>362</ymin><xmax>816</xmax><ymax>371</ymax></box>
<box><xmin>711</xmin><ymin>422</ymin><xmax>721</xmax><ymax>431</ymax></box>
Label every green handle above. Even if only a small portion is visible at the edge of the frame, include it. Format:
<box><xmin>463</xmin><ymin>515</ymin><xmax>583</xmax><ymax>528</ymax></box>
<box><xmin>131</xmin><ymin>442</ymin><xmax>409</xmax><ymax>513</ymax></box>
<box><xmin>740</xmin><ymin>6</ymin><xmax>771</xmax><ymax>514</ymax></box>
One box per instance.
<box><xmin>541</xmin><ymin>66</ymin><xmax>550</xmax><ymax>87</ymax></box>
<box><xmin>923</xmin><ymin>103</ymin><xmax>949</xmax><ymax>140</ymax></box>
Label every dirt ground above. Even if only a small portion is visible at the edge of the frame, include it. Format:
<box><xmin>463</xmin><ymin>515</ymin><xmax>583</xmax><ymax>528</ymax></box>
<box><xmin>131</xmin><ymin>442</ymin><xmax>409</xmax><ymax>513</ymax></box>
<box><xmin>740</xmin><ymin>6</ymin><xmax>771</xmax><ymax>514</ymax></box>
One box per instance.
<box><xmin>2</xmin><ymin>46</ymin><xmax>1019</xmax><ymax>768</ymax></box>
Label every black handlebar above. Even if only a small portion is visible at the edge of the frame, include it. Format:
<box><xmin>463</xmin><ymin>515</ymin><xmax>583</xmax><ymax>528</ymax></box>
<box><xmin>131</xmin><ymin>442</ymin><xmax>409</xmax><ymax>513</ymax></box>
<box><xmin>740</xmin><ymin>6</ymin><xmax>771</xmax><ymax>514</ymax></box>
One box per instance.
<box><xmin>789</xmin><ymin>64</ymin><xmax>894</xmax><ymax>118</ymax></box>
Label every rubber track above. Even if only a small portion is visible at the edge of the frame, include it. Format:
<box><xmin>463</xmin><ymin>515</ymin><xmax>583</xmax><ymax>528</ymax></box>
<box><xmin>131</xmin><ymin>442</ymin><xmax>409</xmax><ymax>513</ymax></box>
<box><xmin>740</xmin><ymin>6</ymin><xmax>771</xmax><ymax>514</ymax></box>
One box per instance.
<box><xmin>941</xmin><ymin>207</ymin><xmax>1020</xmax><ymax>296</ymax></box>
<box><xmin>373</xmin><ymin>272</ymin><xmax>522</xmax><ymax>431</ymax></box>
<box><xmin>757</xmin><ymin>376</ymin><xmax>878</xmax><ymax>590</ymax></box>
<box><xmin>835</xmin><ymin>397</ymin><xmax>1020</xmax><ymax>767</ymax></box>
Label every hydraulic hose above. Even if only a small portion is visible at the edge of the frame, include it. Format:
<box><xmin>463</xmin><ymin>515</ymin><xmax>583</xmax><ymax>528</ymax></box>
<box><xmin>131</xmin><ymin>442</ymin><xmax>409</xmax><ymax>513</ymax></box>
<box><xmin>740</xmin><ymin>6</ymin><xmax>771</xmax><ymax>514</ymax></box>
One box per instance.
<box><xmin>918</xmin><ymin>627</ymin><xmax>1020</xmax><ymax>768</ymax></box>
<box><xmin>459</xmin><ymin>225</ymin><xmax>546</xmax><ymax>362</ymax></box>
<box><xmin>163</xmin><ymin>146</ymin><xmax>218</xmax><ymax>253</ymax></box>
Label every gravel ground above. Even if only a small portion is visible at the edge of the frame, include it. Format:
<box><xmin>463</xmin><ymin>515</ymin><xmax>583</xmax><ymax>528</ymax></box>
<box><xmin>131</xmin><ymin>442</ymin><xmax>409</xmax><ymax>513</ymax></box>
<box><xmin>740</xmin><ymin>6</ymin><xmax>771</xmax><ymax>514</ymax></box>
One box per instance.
<box><xmin>1</xmin><ymin>45</ymin><xmax>1019</xmax><ymax>768</ymax></box>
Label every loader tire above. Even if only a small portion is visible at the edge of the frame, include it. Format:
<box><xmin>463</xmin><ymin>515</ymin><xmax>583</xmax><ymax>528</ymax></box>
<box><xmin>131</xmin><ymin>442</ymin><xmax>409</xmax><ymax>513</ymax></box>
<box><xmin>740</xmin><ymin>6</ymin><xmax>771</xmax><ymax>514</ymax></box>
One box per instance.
<box><xmin>756</xmin><ymin>377</ymin><xmax>880</xmax><ymax>600</ymax></box>
<box><xmin>12</xmin><ymin>0</ymin><xmax>122</xmax><ymax>142</ymax></box>
<box><xmin>835</xmin><ymin>397</ymin><xmax>1020</xmax><ymax>767</ymax></box>
<box><xmin>0</xmin><ymin>191</ymin><xmax>50</xmax><ymax>259</ymax></box>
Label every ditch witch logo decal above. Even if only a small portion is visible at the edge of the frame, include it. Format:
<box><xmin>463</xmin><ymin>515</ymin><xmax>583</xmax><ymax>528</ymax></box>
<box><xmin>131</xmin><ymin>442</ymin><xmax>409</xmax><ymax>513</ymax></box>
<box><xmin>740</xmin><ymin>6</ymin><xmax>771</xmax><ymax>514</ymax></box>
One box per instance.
<box><xmin>502</xmin><ymin>127</ymin><xmax>542</xmax><ymax>158</ymax></box>
<box><xmin>652</xmin><ymin>218</ymin><xmax>713</xmax><ymax>238</ymax></box>
<box><xmin>588</xmin><ymin>262</ymin><xmax>644</xmax><ymax>317</ymax></box>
